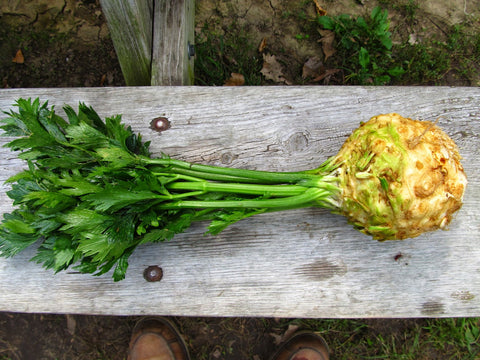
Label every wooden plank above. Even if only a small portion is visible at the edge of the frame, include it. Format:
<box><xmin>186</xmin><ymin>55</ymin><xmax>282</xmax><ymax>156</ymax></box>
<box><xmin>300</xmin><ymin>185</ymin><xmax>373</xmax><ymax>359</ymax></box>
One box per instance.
<box><xmin>151</xmin><ymin>0</ymin><xmax>195</xmax><ymax>85</ymax></box>
<box><xmin>99</xmin><ymin>0</ymin><xmax>153</xmax><ymax>85</ymax></box>
<box><xmin>0</xmin><ymin>86</ymin><xmax>479</xmax><ymax>318</ymax></box>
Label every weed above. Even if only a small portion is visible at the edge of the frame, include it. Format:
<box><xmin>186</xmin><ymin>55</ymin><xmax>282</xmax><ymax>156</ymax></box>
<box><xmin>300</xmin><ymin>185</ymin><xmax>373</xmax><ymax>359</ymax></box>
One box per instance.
<box><xmin>393</xmin><ymin>0</ymin><xmax>420</xmax><ymax>24</ymax></box>
<box><xmin>423</xmin><ymin>318</ymin><xmax>480</xmax><ymax>357</ymax></box>
<box><xmin>317</xmin><ymin>6</ymin><xmax>405</xmax><ymax>85</ymax></box>
<box><xmin>316</xmin><ymin>6</ymin><xmax>480</xmax><ymax>86</ymax></box>
<box><xmin>393</xmin><ymin>23</ymin><xmax>480</xmax><ymax>85</ymax></box>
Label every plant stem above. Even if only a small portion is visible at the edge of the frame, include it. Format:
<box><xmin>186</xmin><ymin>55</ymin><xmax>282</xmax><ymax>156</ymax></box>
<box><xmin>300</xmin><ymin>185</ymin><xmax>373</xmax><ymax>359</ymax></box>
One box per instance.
<box><xmin>160</xmin><ymin>188</ymin><xmax>330</xmax><ymax>210</ymax></box>
<box><xmin>145</xmin><ymin>157</ymin><xmax>320</xmax><ymax>184</ymax></box>
<box><xmin>167</xmin><ymin>181</ymin><xmax>310</xmax><ymax>197</ymax></box>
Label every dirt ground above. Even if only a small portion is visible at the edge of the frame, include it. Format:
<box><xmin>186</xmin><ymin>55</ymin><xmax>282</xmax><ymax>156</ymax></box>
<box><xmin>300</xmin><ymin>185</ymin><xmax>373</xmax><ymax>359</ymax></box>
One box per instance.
<box><xmin>0</xmin><ymin>0</ymin><xmax>479</xmax><ymax>359</ymax></box>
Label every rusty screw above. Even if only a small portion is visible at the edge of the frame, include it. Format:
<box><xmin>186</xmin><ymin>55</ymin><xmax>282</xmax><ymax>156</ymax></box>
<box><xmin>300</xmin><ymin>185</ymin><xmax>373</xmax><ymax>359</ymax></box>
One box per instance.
<box><xmin>143</xmin><ymin>265</ymin><xmax>163</xmax><ymax>282</ymax></box>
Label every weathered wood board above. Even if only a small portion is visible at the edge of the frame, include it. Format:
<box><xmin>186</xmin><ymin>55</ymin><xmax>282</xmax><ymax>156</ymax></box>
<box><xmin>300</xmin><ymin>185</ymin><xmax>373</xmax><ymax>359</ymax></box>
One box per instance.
<box><xmin>0</xmin><ymin>86</ymin><xmax>478</xmax><ymax>318</ymax></box>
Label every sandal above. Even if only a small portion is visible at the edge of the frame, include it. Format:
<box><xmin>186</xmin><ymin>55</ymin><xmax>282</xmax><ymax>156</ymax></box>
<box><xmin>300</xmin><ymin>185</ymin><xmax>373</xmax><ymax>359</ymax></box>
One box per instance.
<box><xmin>127</xmin><ymin>317</ymin><xmax>191</xmax><ymax>360</ymax></box>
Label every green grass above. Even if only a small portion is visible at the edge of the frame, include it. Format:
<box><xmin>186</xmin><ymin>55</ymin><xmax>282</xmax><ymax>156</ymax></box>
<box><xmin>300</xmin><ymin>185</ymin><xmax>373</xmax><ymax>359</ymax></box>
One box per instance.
<box><xmin>393</xmin><ymin>24</ymin><xmax>480</xmax><ymax>85</ymax></box>
<box><xmin>282</xmin><ymin>317</ymin><xmax>480</xmax><ymax>359</ymax></box>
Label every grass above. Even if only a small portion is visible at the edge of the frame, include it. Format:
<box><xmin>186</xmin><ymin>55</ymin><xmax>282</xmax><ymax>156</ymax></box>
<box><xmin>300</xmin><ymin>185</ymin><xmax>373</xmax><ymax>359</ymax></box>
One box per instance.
<box><xmin>282</xmin><ymin>317</ymin><xmax>480</xmax><ymax>359</ymax></box>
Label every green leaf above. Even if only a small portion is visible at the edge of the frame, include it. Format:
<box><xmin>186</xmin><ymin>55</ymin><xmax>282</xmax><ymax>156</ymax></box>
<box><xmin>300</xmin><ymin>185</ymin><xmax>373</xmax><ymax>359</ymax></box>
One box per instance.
<box><xmin>388</xmin><ymin>66</ymin><xmax>406</xmax><ymax>77</ymax></box>
<box><xmin>78</xmin><ymin>103</ymin><xmax>107</xmax><ymax>134</ymax></box>
<box><xmin>371</xmin><ymin>6</ymin><xmax>384</xmax><ymax>24</ymax></box>
<box><xmin>2</xmin><ymin>216</ymin><xmax>36</xmax><ymax>234</ymax></box>
<box><xmin>359</xmin><ymin>47</ymin><xmax>370</xmax><ymax>69</ymax></box>
<box><xmin>58</xmin><ymin>209</ymin><xmax>112</xmax><ymax>234</ymax></box>
<box><xmin>83</xmin><ymin>187</ymin><xmax>162</xmax><ymax>212</ymax></box>
<box><xmin>77</xmin><ymin>233</ymin><xmax>116</xmax><ymax>263</ymax></box>
<box><xmin>0</xmin><ymin>213</ymin><xmax>39</xmax><ymax>256</ymax></box>
<box><xmin>207</xmin><ymin>208</ymin><xmax>266</xmax><ymax>235</ymax></box>
<box><xmin>95</xmin><ymin>146</ymin><xmax>136</xmax><ymax>168</ymax></box>
<box><xmin>6</xmin><ymin>177</ymin><xmax>43</xmax><ymax>204</ymax></box>
<box><xmin>23</xmin><ymin>191</ymin><xmax>75</xmax><ymax>210</ymax></box>
<box><xmin>379</xmin><ymin>35</ymin><xmax>392</xmax><ymax>50</ymax></box>
<box><xmin>66</xmin><ymin>122</ymin><xmax>109</xmax><ymax>149</ymax></box>
<box><xmin>317</xmin><ymin>15</ymin><xmax>335</xmax><ymax>30</ymax></box>
<box><xmin>112</xmin><ymin>251</ymin><xmax>132</xmax><ymax>281</ymax></box>
<box><xmin>104</xmin><ymin>213</ymin><xmax>136</xmax><ymax>244</ymax></box>
<box><xmin>54</xmin><ymin>248</ymin><xmax>75</xmax><ymax>271</ymax></box>
<box><xmin>63</xmin><ymin>104</ymin><xmax>80</xmax><ymax>125</ymax></box>
<box><xmin>105</xmin><ymin>115</ymin><xmax>132</xmax><ymax>148</ymax></box>
<box><xmin>356</xmin><ymin>16</ymin><xmax>368</xmax><ymax>30</ymax></box>
<box><xmin>140</xmin><ymin>210</ymin><xmax>196</xmax><ymax>244</ymax></box>
<box><xmin>30</xmin><ymin>236</ymin><xmax>56</xmax><ymax>269</ymax></box>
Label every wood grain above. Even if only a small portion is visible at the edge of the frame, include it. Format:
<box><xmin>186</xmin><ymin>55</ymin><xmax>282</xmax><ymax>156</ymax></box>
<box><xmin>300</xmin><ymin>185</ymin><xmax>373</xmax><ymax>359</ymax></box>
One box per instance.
<box><xmin>151</xmin><ymin>0</ymin><xmax>195</xmax><ymax>85</ymax></box>
<box><xmin>99</xmin><ymin>0</ymin><xmax>153</xmax><ymax>85</ymax></box>
<box><xmin>0</xmin><ymin>86</ymin><xmax>479</xmax><ymax>318</ymax></box>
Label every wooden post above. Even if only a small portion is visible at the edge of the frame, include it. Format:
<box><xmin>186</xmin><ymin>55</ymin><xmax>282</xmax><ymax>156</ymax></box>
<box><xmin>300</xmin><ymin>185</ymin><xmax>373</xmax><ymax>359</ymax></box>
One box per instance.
<box><xmin>151</xmin><ymin>0</ymin><xmax>195</xmax><ymax>85</ymax></box>
<box><xmin>100</xmin><ymin>0</ymin><xmax>195</xmax><ymax>86</ymax></box>
<box><xmin>100</xmin><ymin>0</ymin><xmax>153</xmax><ymax>86</ymax></box>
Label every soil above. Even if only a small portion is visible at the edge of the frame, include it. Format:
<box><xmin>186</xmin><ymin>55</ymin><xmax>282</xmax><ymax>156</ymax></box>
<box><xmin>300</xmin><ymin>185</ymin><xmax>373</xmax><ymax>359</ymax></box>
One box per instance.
<box><xmin>0</xmin><ymin>0</ymin><xmax>478</xmax><ymax>359</ymax></box>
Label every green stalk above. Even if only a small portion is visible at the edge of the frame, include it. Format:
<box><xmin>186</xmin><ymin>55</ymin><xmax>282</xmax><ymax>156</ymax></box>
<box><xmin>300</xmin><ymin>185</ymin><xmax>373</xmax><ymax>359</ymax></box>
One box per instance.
<box><xmin>145</xmin><ymin>157</ymin><xmax>320</xmax><ymax>184</ymax></box>
<box><xmin>161</xmin><ymin>188</ymin><xmax>329</xmax><ymax>209</ymax></box>
<box><xmin>166</xmin><ymin>181</ymin><xmax>310</xmax><ymax>197</ymax></box>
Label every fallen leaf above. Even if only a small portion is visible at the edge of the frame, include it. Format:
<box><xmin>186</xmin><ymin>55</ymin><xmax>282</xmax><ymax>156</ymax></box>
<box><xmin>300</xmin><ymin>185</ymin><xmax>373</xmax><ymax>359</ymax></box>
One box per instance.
<box><xmin>313</xmin><ymin>0</ymin><xmax>327</xmax><ymax>16</ymax></box>
<box><xmin>270</xmin><ymin>324</ymin><xmax>299</xmax><ymax>345</ymax></box>
<box><xmin>318</xmin><ymin>29</ymin><xmax>336</xmax><ymax>61</ymax></box>
<box><xmin>12</xmin><ymin>49</ymin><xmax>24</xmax><ymax>64</ymax></box>
<box><xmin>261</xmin><ymin>53</ymin><xmax>291</xmax><ymax>84</ymax></box>
<box><xmin>258</xmin><ymin>37</ymin><xmax>267</xmax><ymax>53</ymax></box>
<box><xmin>302</xmin><ymin>56</ymin><xmax>324</xmax><ymax>79</ymax></box>
<box><xmin>224</xmin><ymin>72</ymin><xmax>245</xmax><ymax>86</ymax></box>
<box><xmin>313</xmin><ymin>68</ymin><xmax>341</xmax><ymax>84</ymax></box>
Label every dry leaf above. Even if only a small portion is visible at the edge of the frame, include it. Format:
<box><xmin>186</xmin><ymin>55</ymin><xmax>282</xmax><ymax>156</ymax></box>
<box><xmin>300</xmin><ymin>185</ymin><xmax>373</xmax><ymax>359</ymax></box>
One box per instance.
<box><xmin>258</xmin><ymin>37</ymin><xmax>267</xmax><ymax>53</ymax></box>
<box><xmin>302</xmin><ymin>56</ymin><xmax>324</xmax><ymax>79</ymax></box>
<box><xmin>270</xmin><ymin>324</ymin><xmax>300</xmax><ymax>345</ymax></box>
<box><xmin>313</xmin><ymin>68</ymin><xmax>341</xmax><ymax>84</ymax></box>
<box><xmin>318</xmin><ymin>29</ymin><xmax>336</xmax><ymax>61</ymax></box>
<box><xmin>313</xmin><ymin>0</ymin><xmax>327</xmax><ymax>16</ymax></box>
<box><xmin>12</xmin><ymin>49</ymin><xmax>24</xmax><ymax>64</ymax></box>
<box><xmin>261</xmin><ymin>53</ymin><xmax>291</xmax><ymax>84</ymax></box>
<box><xmin>224</xmin><ymin>72</ymin><xmax>245</xmax><ymax>86</ymax></box>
